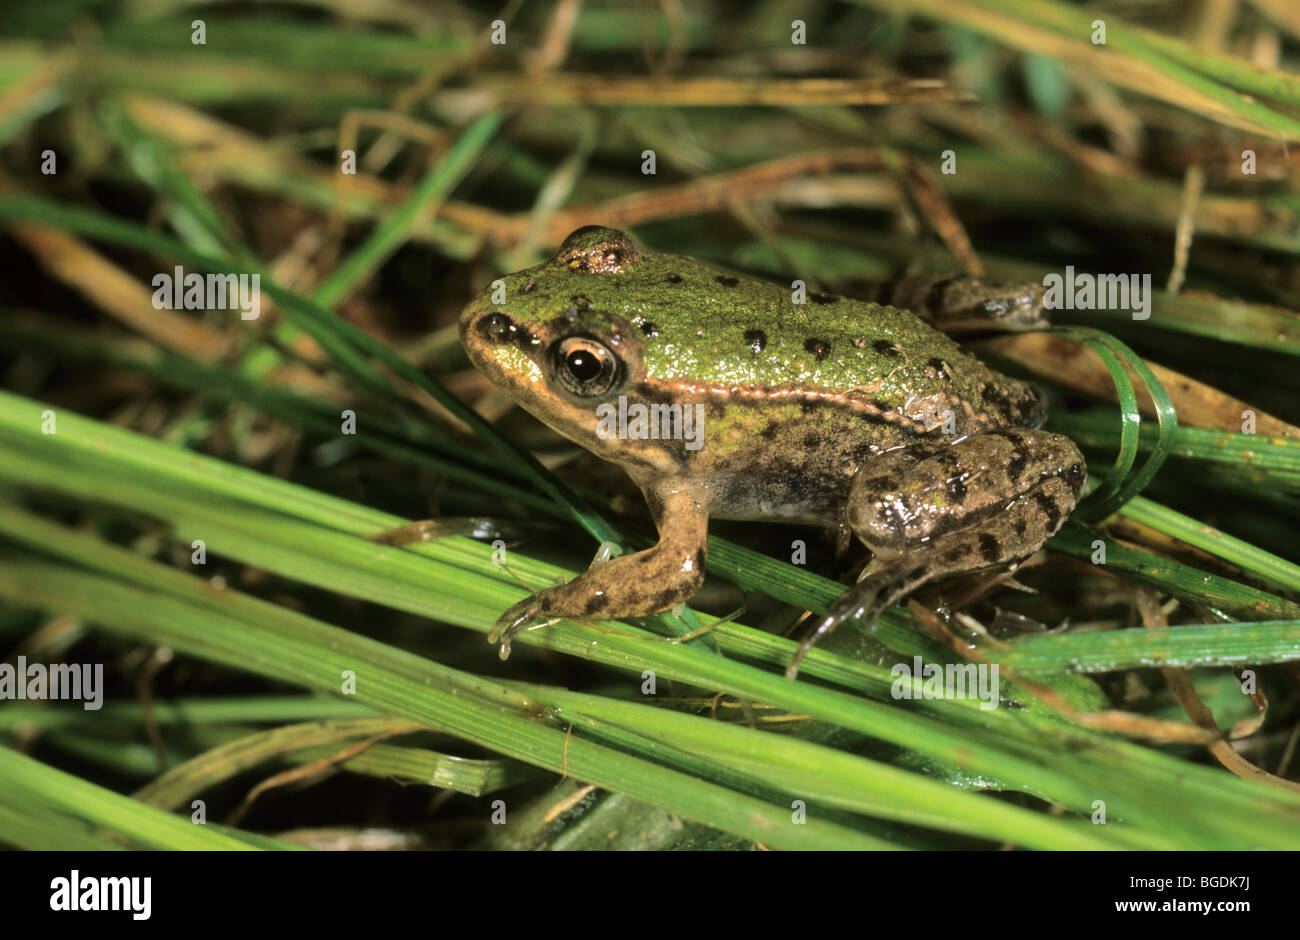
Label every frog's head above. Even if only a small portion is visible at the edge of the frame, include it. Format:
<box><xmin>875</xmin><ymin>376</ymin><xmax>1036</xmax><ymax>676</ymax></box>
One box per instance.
<box><xmin>460</xmin><ymin>227</ymin><xmax>672</xmax><ymax>470</ymax></box>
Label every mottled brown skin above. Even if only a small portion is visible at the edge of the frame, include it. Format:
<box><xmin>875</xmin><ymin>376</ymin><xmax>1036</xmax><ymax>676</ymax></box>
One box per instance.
<box><xmin>453</xmin><ymin>226</ymin><xmax>1086</xmax><ymax>677</ymax></box>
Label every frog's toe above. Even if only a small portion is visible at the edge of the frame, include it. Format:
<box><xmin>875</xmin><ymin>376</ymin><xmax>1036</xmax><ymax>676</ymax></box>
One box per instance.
<box><xmin>489</xmin><ymin>597</ymin><xmax>544</xmax><ymax>660</ymax></box>
<box><xmin>785</xmin><ymin>589</ymin><xmax>883</xmax><ymax>681</ymax></box>
<box><xmin>785</xmin><ymin>559</ymin><xmax>927</xmax><ymax>680</ymax></box>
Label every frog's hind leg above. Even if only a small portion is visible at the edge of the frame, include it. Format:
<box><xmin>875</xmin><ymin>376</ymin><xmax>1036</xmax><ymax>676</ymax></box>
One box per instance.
<box><xmin>785</xmin><ymin>430</ymin><xmax>1085</xmax><ymax>680</ymax></box>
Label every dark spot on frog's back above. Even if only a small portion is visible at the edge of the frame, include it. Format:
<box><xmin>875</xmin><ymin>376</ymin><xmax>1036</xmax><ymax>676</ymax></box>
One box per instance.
<box><xmin>809</xmin><ymin>291</ymin><xmax>838</xmax><ymax>305</ymax></box>
<box><xmin>980</xmin><ymin>381</ymin><xmax>1009</xmax><ymax>408</ymax></box>
<box><xmin>1033</xmin><ymin>491</ymin><xmax>1061</xmax><ymax>531</ymax></box>
<box><xmin>665</xmin><ymin>273</ymin><xmax>682</xmax><ymax>284</ymax></box>
<box><xmin>927</xmin><ymin>357</ymin><xmax>950</xmax><ymax>380</ymax></box>
<box><xmin>715</xmin><ymin>274</ymin><xmax>740</xmax><ymax>287</ymax></box>
<box><xmin>744</xmin><ymin>329</ymin><xmax>767</xmax><ymax>353</ymax></box>
<box><xmin>978</xmin><ymin>533</ymin><xmax>1001</xmax><ymax>564</ymax></box>
<box><xmin>1006</xmin><ymin>450</ymin><xmax>1028</xmax><ymax>482</ymax></box>
<box><xmin>1067</xmin><ymin>461</ymin><xmax>1086</xmax><ymax>494</ymax></box>
<box><xmin>640</xmin><ymin>320</ymin><xmax>660</xmax><ymax>337</ymax></box>
<box><xmin>872</xmin><ymin>339</ymin><xmax>901</xmax><ymax>357</ymax></box>
<box><xmin>804</xmin><ymin>337</ymin><xmax>830</xmax><ymax>361</ymax></box>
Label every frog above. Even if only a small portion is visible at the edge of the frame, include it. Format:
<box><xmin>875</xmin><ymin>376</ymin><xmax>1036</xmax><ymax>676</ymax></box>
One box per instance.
<box><xmin>455</xmin><ymin>225</ymin><xmax>1086</xmax><ymax>679</ymax></box>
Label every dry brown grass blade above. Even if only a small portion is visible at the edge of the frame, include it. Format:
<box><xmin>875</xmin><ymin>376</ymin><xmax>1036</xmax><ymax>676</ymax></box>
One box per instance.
<box><xmin>0</xmin><ymin>215</ymin><xmax>233</xmax><ymax>361</ymax></box>
<box><xmin>906</xmin><ymin>601</ymin><xmax>1221</xmax><ymax>744</ymax></box>
<box><xmin>1250</xmin><ymin>0</ymin><xmax>1300</xmax><ymax>39</ymax></box>
<box><xmin>975</xmin><ymin>332</ymin><xmax>1300</xmax><ymax>438</ymax></box>
<box><xmin>1166</xmin><ymin>164</ymin><xmax>1205</xmax><ymax>294</ymax></box>
<box><xmin>225</xmin><ymin>723</ymin><xmax>425</xmax><ymax>827</ymax></box>
<box><xmin>500</xmin><ymin>148</ymin><xmax>971</xmax><ymax>250</ymax></box>
<box><xmin>528</xmin><ymin>0</ymin><xmax>583</xmax><ymax>76</ymax></box>
<box><xmin>1135</xmin><ymin>588</ymin><xmax>1300</xmax><ymax>794</ymax></box>
<box><xmin>121</xmin><ymin>96</ymin><xmax>508</xmax><ymax>242</ymax></box>
<box><xmin>866</xmin><ymin>0</ymin><xmax>1288</xmax><ymax>137</ymax></box>
<box><xmin>468</xmin><ymin>74</ymin><xmax>972</xmax><ymax>106</ymax></box>
<box><xmin>0</xmin><ymin>50</ymin><xmax>71</xmax><ymax>126</ymax></box>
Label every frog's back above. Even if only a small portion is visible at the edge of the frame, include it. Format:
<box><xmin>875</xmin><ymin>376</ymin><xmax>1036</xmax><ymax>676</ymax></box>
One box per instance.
<box><xmin>589</xmin><ymin>245</ymin><xmax>1047</xmax><ymax>437</ymax></box>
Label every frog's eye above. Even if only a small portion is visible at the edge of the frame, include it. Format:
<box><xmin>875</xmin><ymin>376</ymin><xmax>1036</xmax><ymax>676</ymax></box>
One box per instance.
<box><xmin>554</xmin><ymin>336</ymin><xmax>620</xmax><ymax>398</ymax></box>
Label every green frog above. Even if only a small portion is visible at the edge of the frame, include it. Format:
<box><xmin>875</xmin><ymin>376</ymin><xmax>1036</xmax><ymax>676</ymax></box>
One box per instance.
<box><xmin>457</xmin><ymin>226</ymin><xmax>1085</xmax><ymax>678</ymax></box>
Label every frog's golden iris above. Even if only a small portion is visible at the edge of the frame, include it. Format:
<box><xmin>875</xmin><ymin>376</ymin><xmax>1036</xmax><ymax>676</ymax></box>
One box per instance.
<box><xmin>553</xmin><ymin>336</ymin><xmax>621</xmax><ymax>399</ymax></box>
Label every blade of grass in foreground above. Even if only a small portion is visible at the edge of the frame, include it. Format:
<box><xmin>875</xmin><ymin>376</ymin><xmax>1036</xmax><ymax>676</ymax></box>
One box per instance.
<box><xmin>999</xmin><ymin>620</ymin><xmax>1300</xmax><ymax>674</ymax></box>
<box><xmin>3</xmin><ymin>393</ymin><xmax>1300</xmax><ymax>846</ymax></box>
<box><xmin>0</xmin><ymin>501</ymin><xmax>1140</xmax><ymax>849</ymax></box>
<box><xmin>0</xmin><ymin>748</ymin><xmax>292</xmax><ymax>850</ymax></box>
<box><xmin>0</xmin><ymin>560</ymin><xmax>913</xmax><ymax>850</ymax></box>
<box><xmin>1048</xmin><ymin>522</ymin><xmax>1300</xmax><ymax>622</ymax></box>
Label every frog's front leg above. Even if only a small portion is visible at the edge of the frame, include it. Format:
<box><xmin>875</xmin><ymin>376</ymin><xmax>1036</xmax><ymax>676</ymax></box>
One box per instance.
<box><xmin>490</xmin><ymin>483</ymin><xmax>711</xmax><ymax>659</ymax></box>
<box><xmin>785</xmin><ymin>429</ymin><xmax>1085</xmax><ymax>679</ymax></box>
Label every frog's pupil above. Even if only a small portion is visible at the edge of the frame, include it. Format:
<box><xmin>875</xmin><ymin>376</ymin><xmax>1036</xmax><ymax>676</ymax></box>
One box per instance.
<box><xmin>566</xmin><ymin>350</ymin><xmax>602</xmax><ymax>382</ymax></box>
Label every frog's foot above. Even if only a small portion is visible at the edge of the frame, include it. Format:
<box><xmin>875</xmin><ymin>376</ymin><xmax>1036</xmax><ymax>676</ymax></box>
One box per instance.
<box><xmin>488</xmin><ymin>595</ymin><xmax>562</xmax><ymax>661</ymax></box>
<box><xmin>785</xmin><ymin>557</ymin><xmax>931</xmax><ymax>680</ymax></box>
<box><xmin>879</xmin><ymin>274</ymin><xmax>1047</xmax><ymax>335</ymax></box>
<box><xmin>487</xmin><ymin>555</ymin><xmax>704</xmax><ymax>660</ymax></box>
<box><xmin>487</xmin><ymin>484</ymin><xmax>710</xmax><ymax>661</ymax></box>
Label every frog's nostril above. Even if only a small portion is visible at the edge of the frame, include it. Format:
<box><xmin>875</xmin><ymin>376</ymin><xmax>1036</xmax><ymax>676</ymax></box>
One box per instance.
<box><xmin>477</xmin><ymin>312</ymin><xmax>516</xmax><ymax>345</ymax></box>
